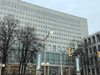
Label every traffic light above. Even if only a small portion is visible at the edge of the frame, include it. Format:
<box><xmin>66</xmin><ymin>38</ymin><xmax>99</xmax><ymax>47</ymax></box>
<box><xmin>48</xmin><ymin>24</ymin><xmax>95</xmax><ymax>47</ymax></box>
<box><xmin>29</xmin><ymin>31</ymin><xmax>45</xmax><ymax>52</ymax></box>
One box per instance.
<box><xmin>69</xmin><ymin>48</ymin><xmax>72</xmax><ymax>56</ymax></box>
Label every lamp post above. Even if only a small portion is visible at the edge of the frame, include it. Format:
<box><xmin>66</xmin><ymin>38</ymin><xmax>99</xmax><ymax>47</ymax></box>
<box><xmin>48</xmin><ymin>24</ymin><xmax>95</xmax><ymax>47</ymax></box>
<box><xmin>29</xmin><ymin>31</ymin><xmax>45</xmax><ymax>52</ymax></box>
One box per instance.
<box><xmin>44</xmin><ymin>31</ymin><xmax>53</xmax><ymax>75</ymax></box>
<box><xmin>36</xmin><ymin>31</ymin><xmax>53</xmax><ymax>75</ymax></box>
<box><xmin>36</xmin><ymin>52</ymin><xmax>42</xmax><ymax>75</ymax></box>
<box><xmin>0</xmin><ymin>64</ymin><xmax>5</xmax><ymax>75</ymax></box>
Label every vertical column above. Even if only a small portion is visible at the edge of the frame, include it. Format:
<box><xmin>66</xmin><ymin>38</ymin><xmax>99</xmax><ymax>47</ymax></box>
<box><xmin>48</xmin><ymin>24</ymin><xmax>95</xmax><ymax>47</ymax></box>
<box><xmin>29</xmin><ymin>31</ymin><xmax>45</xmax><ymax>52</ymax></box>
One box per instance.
<box><xmin>95</xmin><ymin>35</ymin><xmax>98</xmax><ymax>43</ymax></box>
<box><xmin>66</xmin><ymin>68</ymin><xmax>68</xmax><ymax>75</ymax></box>
<box><xmin>8</xmin><ymin>64</ymin><xmax>11</xmax><ymax>74</ymax></box>
<box><xmin>62</xmin><ymin>69</ymin><xmax>63</xmax><ymax>75</ymax></box>
<box><xmin>94</xmin><ymin>68</ymin><xmax>97</xmax><ymax>75</ymax></box>
<box><xmin>68</xmin><ymin>67</ymin><xmax>70</xmax><ymax>75</ymax></box>
<box><xmin>90</xmin><ymin>68</ymin><xmax>92</xmax><ymax>75</ymax></box>
<box><xmin>83</xmin><ymin>68</ymin><xmax>85</xmax><ymax>75</ymax></box>
<box><xmin>47</xmin><ymin>66</ymin><xmax>49</xmax><ymax>75</ymax></box>
<box><xmin>86</xmin><ymin>65</ymin><xmax>88</xmax><ymax>75</ymax></box>
<box><xmin>58</xmin><ymin>67</ymin><xmax>60</xmax><ymax>75</ymax></box>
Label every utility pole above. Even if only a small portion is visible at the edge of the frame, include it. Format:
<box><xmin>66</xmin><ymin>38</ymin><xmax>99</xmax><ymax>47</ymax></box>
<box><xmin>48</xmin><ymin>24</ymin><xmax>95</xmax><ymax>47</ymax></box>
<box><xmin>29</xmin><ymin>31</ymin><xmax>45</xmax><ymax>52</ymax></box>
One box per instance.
<box><xmin>74</xmin><ymin>40</ymin><xmax>80</xmax><ymax>75</ymax></box>
<box><xmin>36</xmin><ymin>52</ymin><xmax>42</xmax><ymax>75</ymax></box>
<box><xmin>43</xmin><ymin>31</ymin><xmax>53</xmax><ymax>75</ymax></box>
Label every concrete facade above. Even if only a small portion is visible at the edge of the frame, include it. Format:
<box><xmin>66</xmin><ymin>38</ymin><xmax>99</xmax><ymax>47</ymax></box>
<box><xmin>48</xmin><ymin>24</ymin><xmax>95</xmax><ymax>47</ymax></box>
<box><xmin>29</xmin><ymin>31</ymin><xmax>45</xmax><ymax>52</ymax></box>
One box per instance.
<box><xmin>82</xmin><ymin>31</ymin><xmax>100</xmax><ymax>75</ymax></box>
<box><xmin>0</xmin><ymin>0</ymin><xmax>88</xmax><ymax>52</ymax></box>
<box><xmin>0</xmin><ymin>0</ymin><xmax>89</xmax><ymax>74</ymax></box>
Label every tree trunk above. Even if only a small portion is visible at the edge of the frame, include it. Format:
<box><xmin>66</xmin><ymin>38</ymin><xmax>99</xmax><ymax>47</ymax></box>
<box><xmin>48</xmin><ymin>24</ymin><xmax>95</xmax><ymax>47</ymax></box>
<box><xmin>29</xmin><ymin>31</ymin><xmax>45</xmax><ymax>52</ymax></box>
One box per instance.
<box><xmin>21</xmin><ymin>65</ymin><xmax>23</xmax><ymax>75</ymax></box>
<box><xmin>1</xmin><ymin>56</ymin><xmax>6</xmax><ymax>75</ymax></box>
<box><xmin>23</xmin><ymin>64</ymin><xmax>27</xmax><ymax>75</ymax></box>
<box><xmin>19</xmin><ymin>64</ymin><xmax>21</xmax><ymax>74</ymax></box>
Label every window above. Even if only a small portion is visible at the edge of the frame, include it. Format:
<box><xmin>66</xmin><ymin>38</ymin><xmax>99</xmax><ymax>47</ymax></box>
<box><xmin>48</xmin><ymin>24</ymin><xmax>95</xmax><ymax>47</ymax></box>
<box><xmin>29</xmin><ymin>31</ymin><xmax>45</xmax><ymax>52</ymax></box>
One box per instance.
<box><xmin>43</xmin><ymin>44</ymin><xmax>45</xmax><ymax>50</ymax></box>
<box><xmin>48</xmin><ymin>45</ymin><xmax>51</xmax><ymax>51</ymax></box>
<box><xmin>14</xmin><ymin>41</ymin><xmax>17</xmax><ymax>47</ymax></box>
<box><xmin>23</xmin><ymin>6</ymin><xmax>25</xmax><ymax>10</ymax></box>
<box><xmin>62</xmin><ymin>47</ymin><xmax>65</xmax><ymax>52</ymax></box>
<box><xmin>58</xmin><ymin>46</ymin><xmax>61</xmax><ymax>52</ymax></box>
<box><xmin>20</xmin><ymin>42</ymin><xmax>23</xmax><ymax>48</ymax></box>
<box><xmin>98</xmin><ymin>45</ymin><xmax>100</xmax><ymax>51</ymax></box>
<box><xmin>53</xmin><ymin>46</ymin><xmax>56</xmax><ymax>52</ymax></box>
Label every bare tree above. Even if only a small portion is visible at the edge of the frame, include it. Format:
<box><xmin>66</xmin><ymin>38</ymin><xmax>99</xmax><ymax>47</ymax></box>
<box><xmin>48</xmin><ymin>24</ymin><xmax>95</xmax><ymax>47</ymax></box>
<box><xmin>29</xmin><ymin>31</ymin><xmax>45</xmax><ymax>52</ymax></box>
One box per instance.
<box><xmin>0</xmin><ymin>15</ymin><xmax>19</xmax><ymax>75</ymax></box>
<box><xmin>16</xmin><ymin>25</ymin><xmax>43</xmax><ymax>75</ymax></box>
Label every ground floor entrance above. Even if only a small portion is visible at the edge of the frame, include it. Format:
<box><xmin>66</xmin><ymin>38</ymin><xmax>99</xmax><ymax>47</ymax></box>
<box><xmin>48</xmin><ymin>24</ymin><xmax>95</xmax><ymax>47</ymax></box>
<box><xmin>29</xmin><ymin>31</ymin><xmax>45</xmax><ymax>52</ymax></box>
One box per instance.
<box><xmin>0</xmin><ymin>64</ymin><xmax>77</xmax><ymax>75</ymax></box>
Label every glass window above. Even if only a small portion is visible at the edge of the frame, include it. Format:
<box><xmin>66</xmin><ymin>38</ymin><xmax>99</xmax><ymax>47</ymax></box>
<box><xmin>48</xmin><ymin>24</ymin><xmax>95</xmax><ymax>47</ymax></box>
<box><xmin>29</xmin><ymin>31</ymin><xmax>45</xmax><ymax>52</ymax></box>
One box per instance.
<box><xmin>20</xmin><ymin>42</ymin><xmax>23</xmax><ymax>48</ymax></box>
<box><xmin>23</xmin><ymin>6</ymin><xmax>25</xmax><ymax>10</ymax></box>
<box><xmin>43</xmin><ymin>44</ymin><xmax>45</xmax><ymax>50</ymax></box>
<box><xmin>90</xmin><ymin>47</ymin><xmax>92</xmax><ymax>53</ymax></box>
<box><xmin>58</xmin><ymin>46</ymin><xmax>61</xmax><ymax>52</ymax></box>
<box><xmin>48</xmin><ymin>45</ymin><xmax>51</xmax><ymax>51</ymax></box>
<box><xmin>62</xmin><ymin>47</ymin><xmax>65</xmax><ymax>52</ymax></box>
<box><xmin>98</xmin><ymin>45</ymin><xmax>100</xmax><ymax>51</ymax></box>
<box><xmin>53</xmin><ymin>46</ymin><xmax>56</xmax><ymax>52</ymax></box>
<box><xmin>14</xmin><ymin>41</ymin><xmax>17</xmax><ymax>47</ymax></box>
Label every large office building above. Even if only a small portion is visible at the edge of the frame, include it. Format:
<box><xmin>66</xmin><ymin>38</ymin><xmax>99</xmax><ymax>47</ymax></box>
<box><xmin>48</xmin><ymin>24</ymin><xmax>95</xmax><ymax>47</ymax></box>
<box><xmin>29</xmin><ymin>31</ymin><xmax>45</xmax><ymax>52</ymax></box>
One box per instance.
<box><xmin>0</xmin><ymin>0</ymin><xmax>88</xmax><ymax>75</ymax></box>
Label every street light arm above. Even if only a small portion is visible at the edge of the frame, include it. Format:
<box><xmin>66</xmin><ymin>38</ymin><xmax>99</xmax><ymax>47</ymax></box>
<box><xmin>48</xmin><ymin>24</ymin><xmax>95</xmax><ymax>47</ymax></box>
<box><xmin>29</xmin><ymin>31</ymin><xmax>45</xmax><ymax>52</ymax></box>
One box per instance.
<box><xmin>42</xmin><ymin>32</ymin><xmax>50</xmax><ymax>41</ymax></box>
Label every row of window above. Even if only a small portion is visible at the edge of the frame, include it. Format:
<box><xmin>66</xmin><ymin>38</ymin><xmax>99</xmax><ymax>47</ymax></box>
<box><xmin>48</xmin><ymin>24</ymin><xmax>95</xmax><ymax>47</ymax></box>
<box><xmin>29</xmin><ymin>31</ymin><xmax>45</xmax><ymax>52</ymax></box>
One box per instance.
<box><xmin>0</xmin><ymin>12</ymin><xmax>81</xmax><ymax>36</ymax></box>
<box><xmin>14</xmin><ymin>41</ymin><xmax>68</xmax><ymax>52</ymax></box>
<box><xmin>0</xmin><ymin>10</ymin><xmax>81</xmax><ymax>32</ymax></box>
<box><xmin>87</xmin><ymin>45</ymin><xmax>100</xmax><ymax>54</ymax></box>
<box><xmin>8</xmin><ymin>51</ymin><xmax>75</xmax><ymax>65</ymax></box>
<box><xmin>36</xmin><ymin>26</ymin><xmax>81</xmax><ymax>34</ymax></box>
<box><xmin>36</xmin><ymin>30</ymin><xmax>81</xmax><ymax>37</ymax></box>
<box><xmin>41</xmin><ymin>52</ymin><xmax>75</xmax><ymax>65</ymax></box>
<box><xmin>43</xmin><ymin>44</ymin><xmax>67</xmax><ymax>52</ymax></box>
<box><xmin>17</xmin><ymin>24</ymin><xmax>81</xmax><ymax>35</ymax></box>
<box><xmin>37</xmin><ymin>33</ymin><xmax>81</xmax><ymax>40</ymax></box>
<box><xmin>1</xmin><ymin>0</ymin><xmax>80</xmax><ymax>25</ymax></box>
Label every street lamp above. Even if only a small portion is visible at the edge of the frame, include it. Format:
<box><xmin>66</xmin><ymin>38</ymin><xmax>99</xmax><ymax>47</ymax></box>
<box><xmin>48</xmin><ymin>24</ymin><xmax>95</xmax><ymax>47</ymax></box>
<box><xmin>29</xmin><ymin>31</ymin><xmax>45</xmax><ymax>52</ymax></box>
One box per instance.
<box><xmin>2</xmin><ymin>64</ymin><xmax>5</xmax><ymax>67</ymax></box>
<box><xmin>44</xmin><ymin>31</ymin><xmax>53</xmax><ymax>75</ymax></box>
<box><xmin>36</xmin><ymin>31</ymin><xmax>53</xmax><ymax>75</ymax></box>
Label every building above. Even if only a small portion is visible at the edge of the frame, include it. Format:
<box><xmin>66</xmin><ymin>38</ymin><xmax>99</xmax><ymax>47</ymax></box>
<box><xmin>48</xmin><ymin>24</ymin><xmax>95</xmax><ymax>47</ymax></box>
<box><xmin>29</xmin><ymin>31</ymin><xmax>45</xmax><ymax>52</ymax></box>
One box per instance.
<box><xmin>0</xmin><ymin>0</ymin><xmax>88</xmax><ymax>75</ymax></box>
<box><xmin>82</xmin><ymin>31</ymin><xmax>100</xmax><ymax>75</ymax></box>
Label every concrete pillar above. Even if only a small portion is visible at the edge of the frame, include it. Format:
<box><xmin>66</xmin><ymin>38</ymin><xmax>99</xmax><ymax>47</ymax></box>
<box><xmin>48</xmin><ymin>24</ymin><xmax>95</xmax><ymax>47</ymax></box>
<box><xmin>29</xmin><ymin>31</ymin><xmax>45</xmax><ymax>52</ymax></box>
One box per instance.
<box><xmin>58</xmin><ymin>67</ymin><xmax>60</xmax><ymax>75</ymax></box>
<box><xmin>94</xmin><ymin>68</ymin><xmax>97</xmax><ymax>75</ymax></box>
<box><xmin>68</xmin><ymin>67</ymin><xmax>70</xmax><ymax>75</ymax></box>
<box><xmin>62</xmin><ymin>69</ymin><xmax>63</xmax><ymax>75</ymax></box>
<box><xmin>90</xmin><ymin>68</ymin><xmax>92</xmax><ymax>75</ymax></box>
<box><xmin>95</xmin><ymin>35</ymin><xmax>98</xmax><ymax>43</ymax></box>
<box><xmin>47</xmin><ymin>66</ymin><xmax>49</xmax><ymax>75</ymax></box>
<box><xmin>86</xmin><ymin>66</ymin><xmax>88</xmax><ymax>75</ymax></box>
<box><xmin>8</xmin><ymin>64</ymin><xmax>11</xmax><ymax>74</ymax></box>
<box><xmin>83</xmin><ymin>68</ymin><xmax>85</xmax><ymax>75</ymax></box>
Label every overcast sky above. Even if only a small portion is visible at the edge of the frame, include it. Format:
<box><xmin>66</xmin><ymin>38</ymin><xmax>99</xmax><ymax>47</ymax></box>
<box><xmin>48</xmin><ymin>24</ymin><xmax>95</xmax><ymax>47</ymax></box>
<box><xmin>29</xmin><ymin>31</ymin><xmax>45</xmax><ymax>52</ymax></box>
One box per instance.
<box><xmin>21</xmin><ymin>0</ymin><xmax>100</xmax><ymax>35</ymax></box>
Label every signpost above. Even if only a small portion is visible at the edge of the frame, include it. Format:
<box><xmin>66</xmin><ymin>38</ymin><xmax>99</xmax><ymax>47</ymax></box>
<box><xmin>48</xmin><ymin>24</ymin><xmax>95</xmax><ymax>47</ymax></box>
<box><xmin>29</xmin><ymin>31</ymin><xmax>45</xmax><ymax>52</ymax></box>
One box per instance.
<box><xmin>36</xmin><ymin>52</ymin><xmax>42</xmax><ymax>75</ymax></box>
<box><xmin>76</xmin><ymin>58</ymin><xmax>80</xmax><ymax>72</ymax></box>
<box><xmin>68</xmin><ymin>41</ymin><xmax>80</xmax><ymax>75</ymax></box>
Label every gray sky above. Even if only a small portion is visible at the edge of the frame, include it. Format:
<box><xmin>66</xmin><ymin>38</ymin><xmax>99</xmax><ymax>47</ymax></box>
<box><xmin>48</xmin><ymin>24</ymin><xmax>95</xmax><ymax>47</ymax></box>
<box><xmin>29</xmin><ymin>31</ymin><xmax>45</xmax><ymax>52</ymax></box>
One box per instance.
<box><xmin>22</xmin><ymin>0</ymin><xmax>100</xmax><ymax>35</ymax></box>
